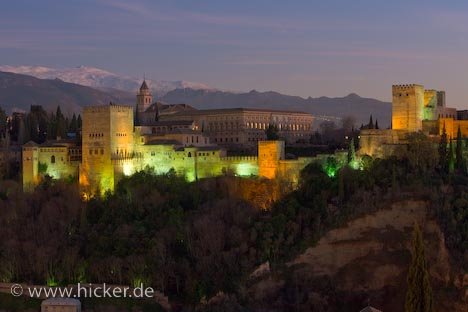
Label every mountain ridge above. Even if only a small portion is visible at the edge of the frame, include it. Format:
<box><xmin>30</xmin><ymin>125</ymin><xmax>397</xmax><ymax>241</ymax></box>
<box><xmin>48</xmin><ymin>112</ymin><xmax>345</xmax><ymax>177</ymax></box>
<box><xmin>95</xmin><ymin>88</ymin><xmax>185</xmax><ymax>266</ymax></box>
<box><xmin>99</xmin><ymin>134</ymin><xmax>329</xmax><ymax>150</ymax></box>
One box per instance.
<box><xmin>0</xmin><ymin>65</ymin><xmax>213</xmax><ymax>97</ymax></box>
<box><xmin>0</xmin><ymin>70</ymin><xmax>391</xmax><ymax>126</ymax></box>
<box><xmin>159</xmin><ymin>88</ymin><xmax>391</xmax><ymax>126</ymax></box>
<box><xmin>0</xmin><ymin>71</ymin><xmax>126</xmax><ymax>115</ymax></box>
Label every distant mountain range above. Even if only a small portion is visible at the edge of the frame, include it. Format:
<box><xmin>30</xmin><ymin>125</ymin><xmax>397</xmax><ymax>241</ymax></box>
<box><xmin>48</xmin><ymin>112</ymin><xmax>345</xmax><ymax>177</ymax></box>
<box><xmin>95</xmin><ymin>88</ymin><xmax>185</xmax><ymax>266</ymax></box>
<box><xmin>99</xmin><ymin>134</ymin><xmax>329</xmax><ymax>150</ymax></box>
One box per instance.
<box><xmin>0</xmin><ymin>65</ymin><xmax>213</xmax><ymax>97</ymax></box>
<box><xmin>0</xmin><ymin>71</ymin><xmax>126</xmax><ymax>115</ymax></box>
<box><xmin>160</xmin><ymin>88</ymin><xmax>391</xmax><ymax>127</ymax></box>
<box><xmin>0</xmin><ymin>67</ymin><xmax>391</xmax><ymax>126</ymax></box>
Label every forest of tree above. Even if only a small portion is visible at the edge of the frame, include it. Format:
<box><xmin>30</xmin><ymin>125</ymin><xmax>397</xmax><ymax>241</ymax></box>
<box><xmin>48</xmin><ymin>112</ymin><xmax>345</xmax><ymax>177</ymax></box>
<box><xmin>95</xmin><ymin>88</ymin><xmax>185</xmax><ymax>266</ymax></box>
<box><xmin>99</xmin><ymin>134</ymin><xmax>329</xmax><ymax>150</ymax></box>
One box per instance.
<box><xmin>0</xmin><ymin>105</ymin><xmax>81</xmax><ymax>145</ymax></box>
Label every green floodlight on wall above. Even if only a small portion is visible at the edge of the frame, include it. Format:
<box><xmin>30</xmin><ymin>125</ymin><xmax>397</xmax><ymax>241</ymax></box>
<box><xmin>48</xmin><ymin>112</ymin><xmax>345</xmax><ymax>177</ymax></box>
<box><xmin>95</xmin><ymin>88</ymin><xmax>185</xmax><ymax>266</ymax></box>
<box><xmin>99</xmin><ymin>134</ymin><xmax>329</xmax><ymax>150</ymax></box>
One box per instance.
<box><xmin>324</xmin><ymin>156</ymin><xmax>338</xmax><ymax>178</ymax></box>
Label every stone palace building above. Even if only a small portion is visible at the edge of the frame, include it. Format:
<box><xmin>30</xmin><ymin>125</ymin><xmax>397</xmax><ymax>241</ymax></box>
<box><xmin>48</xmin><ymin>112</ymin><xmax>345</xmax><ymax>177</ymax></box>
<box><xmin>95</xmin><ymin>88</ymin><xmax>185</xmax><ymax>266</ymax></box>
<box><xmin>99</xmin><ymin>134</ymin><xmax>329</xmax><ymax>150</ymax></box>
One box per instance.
<box><xmin>22</xmin><ymin>81</ymin><xmax>318</xmax><ymax>196</ymax></box>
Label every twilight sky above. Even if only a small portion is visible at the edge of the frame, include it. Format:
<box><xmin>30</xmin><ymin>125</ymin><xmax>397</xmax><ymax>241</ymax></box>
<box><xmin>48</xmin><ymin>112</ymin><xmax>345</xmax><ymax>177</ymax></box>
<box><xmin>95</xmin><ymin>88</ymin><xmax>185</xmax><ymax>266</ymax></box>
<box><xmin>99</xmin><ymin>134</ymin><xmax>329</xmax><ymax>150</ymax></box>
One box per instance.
<box><xmin>2</xmin><ymin>0</ymin><xmax>468</xmax><ymax>105</ymax></box>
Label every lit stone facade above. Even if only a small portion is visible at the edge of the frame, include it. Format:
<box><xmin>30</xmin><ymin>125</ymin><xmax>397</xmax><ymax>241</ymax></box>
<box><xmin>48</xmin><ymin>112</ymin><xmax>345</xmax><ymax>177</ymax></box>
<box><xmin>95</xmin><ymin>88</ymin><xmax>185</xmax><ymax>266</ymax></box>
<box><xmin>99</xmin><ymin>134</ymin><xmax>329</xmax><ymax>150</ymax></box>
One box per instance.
<box><xmin>134</xmin><ymin>81</ymin><xmax>314</xmax><ymax>148</ymax></box>
<box><xmin>360</xmin><ymin>83</ymin><xmax>462</xmax><ymax>158</ymax></box>
<box><xmin>23</xmin><ymin>104</ymin><xmax>326</xmax><ymax>195</ymax></box>
<box><xmin>436</xmin><ymin>118</ymin><xmax>468</xmax><ymax>139</ymax></box>
<box><xmin>22</xmin><ymin>140</ymin><xmax>80</xmax><ymax>192</ymax></box>
<box><xmin>157</xmin><ymin>108</ymin><xmax>314</xmax><ymax>148</ymax></box>
<box><xmin>392</xmin><ymin>84</ymin><xmax>425</xmax><ymax>132</ymax></box>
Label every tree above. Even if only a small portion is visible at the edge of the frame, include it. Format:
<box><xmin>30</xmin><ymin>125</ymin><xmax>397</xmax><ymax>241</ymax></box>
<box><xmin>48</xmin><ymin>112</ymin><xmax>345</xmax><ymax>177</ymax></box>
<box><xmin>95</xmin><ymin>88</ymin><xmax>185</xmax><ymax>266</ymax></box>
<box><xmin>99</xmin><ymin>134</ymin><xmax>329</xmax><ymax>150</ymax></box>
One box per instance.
<box><xmin>347</xmin><ymin>138</ymin><xmax>356</xmax><ymax>166</ymax></box>
<box><xmin>341</xmin><ymin>115</ymin><xmax>356</xmax><ymax>133</ymax></box>
<box><xmin>27</xmin><ymin>105</ymin><xmax>48</xmax><ymax>143</ymax></box>
<box><xmin>56</xmin><ymin>106</ymin><xmax>66</xmax><ymax>139</ymax></box>
<box><xmin>448</xmin><ymin>139</ymin><xmax>455</xmax><ymax>174</ymax></box>
<box><xmin>69</xmin><ymin>114</ymin><xmax>78</xmax><ymax>134</ymax></box>
<box><xmin>455</xmin><ymin>126</ymin><xmax>464</xmax><ymax>172</ymax></box>
<box><xmin>0</xmin><ymin>106</ymin><xmax>6</xmax><ymax>138</ymax></box>
<box><xmin>405</xmin><ymin>223</ymin><xmax>433</xmax><ymax>312</ymax></box>
<box><xmin>265</xmin><ymin>124</ymin><xmax>279</xmax><ymax>140</ymax></box>
<box><xmin>368</xmin><ymin>115</ymin><xmax>374</xmax><ymax>129</ymax></box>
<box><xmin>319</xmin><ymin>121</ymin><xmax>337</xmax><ymax>143</ymax></box>
<box><xmin>406</xmin><ymin>132</ymin><xmax>438</xmax><ymax>174</ymax></box>
<box><xmin>375</xmin><ymin>119</ymin><xmax>379</xmax><ymax>130</ymax></box>
<box><xmin>438</xmin><ymin>124</ymin><xmax>448</xmax><ymax>171</ymax></box>
<box><xmin>77</xmin><ymin>114</ymin><xmax>82</xmax><ymax>130</ymax></box>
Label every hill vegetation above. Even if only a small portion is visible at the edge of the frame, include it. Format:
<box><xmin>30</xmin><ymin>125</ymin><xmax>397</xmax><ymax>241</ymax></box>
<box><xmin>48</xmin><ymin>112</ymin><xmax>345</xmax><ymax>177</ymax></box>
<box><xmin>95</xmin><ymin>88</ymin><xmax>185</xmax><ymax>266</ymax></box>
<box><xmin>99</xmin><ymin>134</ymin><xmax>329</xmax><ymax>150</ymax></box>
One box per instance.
<box><xmin>0</xmin><ymin>132</ymin><xmax>466</xmax><ymax>310</ymax></box>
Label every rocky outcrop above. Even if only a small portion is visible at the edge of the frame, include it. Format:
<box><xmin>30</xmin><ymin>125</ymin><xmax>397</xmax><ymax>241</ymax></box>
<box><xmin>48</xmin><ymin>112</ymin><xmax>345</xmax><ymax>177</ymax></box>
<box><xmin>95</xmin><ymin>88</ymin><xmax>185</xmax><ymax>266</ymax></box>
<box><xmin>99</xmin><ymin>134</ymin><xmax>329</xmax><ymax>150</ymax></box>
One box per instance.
<box><xmin>247</xmin><ymin>200</ymin><xmax>466</xmax><ymax>311</ymax></box>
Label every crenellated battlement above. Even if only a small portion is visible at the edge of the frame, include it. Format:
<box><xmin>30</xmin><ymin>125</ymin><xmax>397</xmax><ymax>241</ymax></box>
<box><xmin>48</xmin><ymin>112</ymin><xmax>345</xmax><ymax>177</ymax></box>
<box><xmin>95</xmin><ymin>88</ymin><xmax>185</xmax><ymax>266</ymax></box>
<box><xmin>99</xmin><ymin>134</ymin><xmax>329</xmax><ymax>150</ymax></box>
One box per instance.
<box><xmin>84</xmin><ymin>104</ymin><xmax>133</xmax><ymax>113</ymax></box>
<box><xmin>221</xmin><ymin>156</ymin><xmax>258</xmax><ymax>162</ymax></box>
<box><xmin>392</xmin><ymin>84</ymin><xmax>423</xmax><ymax>90</ymax></box>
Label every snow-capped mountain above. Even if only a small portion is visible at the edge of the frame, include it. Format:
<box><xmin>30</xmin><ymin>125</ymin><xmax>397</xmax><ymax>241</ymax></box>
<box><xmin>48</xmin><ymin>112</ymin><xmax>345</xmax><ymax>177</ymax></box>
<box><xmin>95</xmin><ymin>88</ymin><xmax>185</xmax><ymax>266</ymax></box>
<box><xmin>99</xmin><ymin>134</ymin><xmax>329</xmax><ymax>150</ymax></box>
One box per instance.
<box><xmin>0</xmin><ymin>65</ymin><xmax>213</xmax><ymax>96</ymax></box>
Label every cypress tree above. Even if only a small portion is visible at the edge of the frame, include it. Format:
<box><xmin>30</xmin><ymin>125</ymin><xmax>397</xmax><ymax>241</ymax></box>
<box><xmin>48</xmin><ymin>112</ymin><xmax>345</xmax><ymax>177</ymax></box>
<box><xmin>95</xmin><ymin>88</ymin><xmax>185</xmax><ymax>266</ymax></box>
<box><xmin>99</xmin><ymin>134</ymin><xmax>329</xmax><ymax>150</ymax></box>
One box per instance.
<box><xmin>0</xmin><ymin>106</ymin><xmax>6</xmax><ymax>138</ymax></box>
<box><xmin>47</xmin><ymin>111</ymin><xmax>57</xmax><ymax>140</ymax></box>
<box><xmin>69</xmin><ymin>114</ymin><xmax>78</xmax><ymax>134</ymax></box>
<box><xmin>405</xmin><ymin>223</ymin><xmax>433</xmax><ymax>312</ymax></box>
<box><xmin>448</xmin><ymin>139</ymin><xmax>455</xmax><ymax>173</ymax></box>
<box><xmin>56</xmin><ymin>106</ymin><xmax>66</xmax><ymax>139</ymax></box>
<box><xmin>347</xmin><ymin>138</ymin><xmax>356</xmax><ymax>165</ymax></box>
<box><xmin>77</xmin><ymin>114</ymin><xmax>82</xmax><ymax>129</ymax></box>
<box><xmin>368</xmin><ymin>115</ymin><xmax>374</xmax><ymax>129</ymax></box>
<box><xmin>438</xmin><ymin>124</ymin><xmax>448</xmax><ymax>171</ymax></box>
<box><xmin>455</xmin><ymin>126</ymin><xmax>464</xmax><ymax>171</ymax></box>
<box><xmin>375</xmin><ymin>119</ymin><xmax>379</xmax><ymax>129</ymax></box>
<box><xmin>338</xmin><ymin>169</ymin><xmax>344</xmax><ymax>203</ymax></box>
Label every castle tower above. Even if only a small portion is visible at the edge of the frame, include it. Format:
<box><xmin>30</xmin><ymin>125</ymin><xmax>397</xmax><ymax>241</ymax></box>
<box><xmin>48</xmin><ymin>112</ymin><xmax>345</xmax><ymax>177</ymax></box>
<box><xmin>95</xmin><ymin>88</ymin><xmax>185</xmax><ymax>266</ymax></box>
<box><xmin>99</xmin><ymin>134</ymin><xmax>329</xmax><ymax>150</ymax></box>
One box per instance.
<box><xmin>80</xmin><ymin>104</ymin><xmax>134</xmax><ymax>196</ymax></box>
<box><xmin>392</xmin><ymin>84</ymin><xmax>424</xmax><ymax>132</ymax></box>
<box><xmin>136</xmin><ymin>80</ymin><xmax>152</xmax><ymax>125</ymax></box>
<box><xmin>258</xmin><ymin>141</ymin><xmax>285</xmax><ymax>179</ymax></box>
<box><xmin>22</xmin><ymin>141</ymin><xmax>39</xmax><ymax>192</ymax></box>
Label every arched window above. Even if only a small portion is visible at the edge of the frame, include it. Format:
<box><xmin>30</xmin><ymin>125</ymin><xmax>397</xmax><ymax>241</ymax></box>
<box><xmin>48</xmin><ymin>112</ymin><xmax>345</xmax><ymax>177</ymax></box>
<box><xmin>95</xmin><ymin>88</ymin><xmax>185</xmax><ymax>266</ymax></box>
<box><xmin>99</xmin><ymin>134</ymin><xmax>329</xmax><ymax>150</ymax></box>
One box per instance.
<box><xmin>51</xmin><ymin>155</ymin><xmax>55</xmax><ymax>164</ymax></box>
<box><xmin>188</xmin><ymin>152</ymin><xmax>192</xmax><ymax>157</ymax></box>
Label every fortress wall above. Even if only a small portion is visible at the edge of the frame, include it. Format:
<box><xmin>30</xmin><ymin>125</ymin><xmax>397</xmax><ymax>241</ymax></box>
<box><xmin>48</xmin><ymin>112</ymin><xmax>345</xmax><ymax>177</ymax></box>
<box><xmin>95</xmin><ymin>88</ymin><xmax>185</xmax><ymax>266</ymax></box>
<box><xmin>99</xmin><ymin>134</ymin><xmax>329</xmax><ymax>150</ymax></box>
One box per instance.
<box><xmin>422</xmin><ymin>120</ymin><xmax>439</xmax><ymax>135</ymax></box>
<box><xmin>438</xmin><ymin>118</ymin><xmax>468</xmax><ymax>139</ymax></box>
<box><xmin>219</xmin><ymin>156</ymin><xmax>259</xmax><ymax>177</ymax></box>
<box><xmin>37</xmin><ymin>147</ymin><xmax>79</xmax><ymax>179</ymax></box>
<box><xmin>278</xmin><ymin>157</ymin><xmax>314</xmax><ymax>185</ymax></box>
<box><xmin>358</xmin><ymin>129</ymin><xmax>406</xmax><ymax>158</ymax></box>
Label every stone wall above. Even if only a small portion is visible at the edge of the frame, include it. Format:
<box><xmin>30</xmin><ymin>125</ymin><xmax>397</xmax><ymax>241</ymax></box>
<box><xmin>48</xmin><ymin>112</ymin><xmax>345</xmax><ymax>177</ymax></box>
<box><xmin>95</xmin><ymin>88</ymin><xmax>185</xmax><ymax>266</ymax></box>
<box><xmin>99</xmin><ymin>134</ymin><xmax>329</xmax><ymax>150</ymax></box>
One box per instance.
<box><xmin>358</xmin><ymin>129</ymin><xmax>407</xmax><ymax>158</ymax></box>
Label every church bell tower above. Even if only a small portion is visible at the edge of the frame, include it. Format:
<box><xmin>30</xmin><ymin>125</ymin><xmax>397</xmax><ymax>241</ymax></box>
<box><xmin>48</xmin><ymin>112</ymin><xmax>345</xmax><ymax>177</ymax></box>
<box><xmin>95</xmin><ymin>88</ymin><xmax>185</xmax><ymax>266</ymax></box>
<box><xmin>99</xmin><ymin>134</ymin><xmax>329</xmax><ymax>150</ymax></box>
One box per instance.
<box><xmin>136</xmin><ymin>80</ymin><xmax>152</xmax><ymax>125</ymax></box>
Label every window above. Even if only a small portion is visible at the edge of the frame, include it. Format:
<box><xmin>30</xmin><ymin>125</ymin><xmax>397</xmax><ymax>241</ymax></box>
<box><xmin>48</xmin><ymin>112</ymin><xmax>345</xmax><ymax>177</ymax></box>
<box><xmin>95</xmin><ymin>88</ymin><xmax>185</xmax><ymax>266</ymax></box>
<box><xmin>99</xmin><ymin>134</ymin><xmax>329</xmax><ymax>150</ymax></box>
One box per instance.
<box><xmin>51</xmin><ymin>155</ymin><xmax>55</xmax><ymax>164</ymax></box>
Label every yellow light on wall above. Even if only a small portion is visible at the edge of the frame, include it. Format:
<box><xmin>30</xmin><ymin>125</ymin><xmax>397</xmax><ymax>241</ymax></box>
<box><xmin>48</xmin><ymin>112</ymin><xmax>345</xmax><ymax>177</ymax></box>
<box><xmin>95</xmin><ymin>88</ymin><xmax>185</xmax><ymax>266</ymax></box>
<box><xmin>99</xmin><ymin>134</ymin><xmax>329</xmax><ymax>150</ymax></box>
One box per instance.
<box><xmin>123</xmin><ymin>162</ymin><xmax>134</xmax><ymax>176</ymax></box>
<box><xmin>236</xmin><ymin>163</ymin><xmax>256</xmax><ymax>176</ymax></box>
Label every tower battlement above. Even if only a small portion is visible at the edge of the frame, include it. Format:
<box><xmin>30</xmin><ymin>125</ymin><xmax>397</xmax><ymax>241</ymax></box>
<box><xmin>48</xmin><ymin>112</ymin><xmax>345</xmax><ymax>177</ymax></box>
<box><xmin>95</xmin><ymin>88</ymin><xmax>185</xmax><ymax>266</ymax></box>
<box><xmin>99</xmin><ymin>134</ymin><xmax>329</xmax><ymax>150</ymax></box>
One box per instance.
<box><xmin>83</xmin><ymin>104</ymin><xmax>133</xmax><ymax>114</ymax></box>
<box><xmin>392</xmin><ymin>84</ymin><xmax>423</xmax><ymax>91</ymax></box>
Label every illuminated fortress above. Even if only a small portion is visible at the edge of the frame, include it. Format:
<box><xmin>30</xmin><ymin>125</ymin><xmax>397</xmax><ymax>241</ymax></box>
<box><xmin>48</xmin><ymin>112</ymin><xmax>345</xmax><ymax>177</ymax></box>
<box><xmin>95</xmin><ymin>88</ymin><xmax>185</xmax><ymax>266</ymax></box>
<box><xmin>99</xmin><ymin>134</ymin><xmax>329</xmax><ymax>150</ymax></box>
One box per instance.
<box><xmin>359</xmin><ymin>84</ymin><xmax>468</xmax><ymax>157</ymax></box>
<box><xmin>22</xmin><ymin>82</ymin><xmax>319</xmax><ymax>195</ymax></box>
